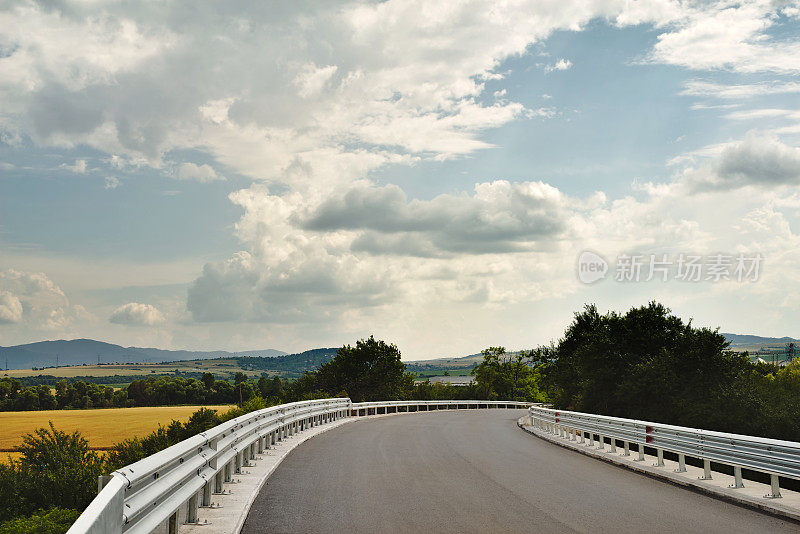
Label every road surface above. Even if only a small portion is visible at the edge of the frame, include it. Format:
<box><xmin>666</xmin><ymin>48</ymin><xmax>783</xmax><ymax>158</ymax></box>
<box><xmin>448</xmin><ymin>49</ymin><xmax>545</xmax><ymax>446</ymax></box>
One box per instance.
<box><xmin>241</xmin><ymin>410</ymin><xmax>797</xmax><ymax>533</ymax></box>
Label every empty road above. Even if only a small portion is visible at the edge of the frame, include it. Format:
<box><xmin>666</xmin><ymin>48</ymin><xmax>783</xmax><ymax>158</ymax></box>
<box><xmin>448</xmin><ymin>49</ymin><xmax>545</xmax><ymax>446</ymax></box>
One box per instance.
<box><xmin>242</xmin><ymin>410</ymin><xmax>797</xmax><ymax>533</ymax></box>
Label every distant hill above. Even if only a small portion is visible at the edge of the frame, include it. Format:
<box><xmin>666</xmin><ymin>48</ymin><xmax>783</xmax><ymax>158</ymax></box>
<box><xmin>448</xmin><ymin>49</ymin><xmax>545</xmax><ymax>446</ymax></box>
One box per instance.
<box><xmin>722</xmin><ymin>333</ymin><xmax>799</xmax><ymax>346</ymax></box>
<box><xmin>0</xmin><ymin>339</ymin><xmax>286</xmax><ymax>370</ymax></box>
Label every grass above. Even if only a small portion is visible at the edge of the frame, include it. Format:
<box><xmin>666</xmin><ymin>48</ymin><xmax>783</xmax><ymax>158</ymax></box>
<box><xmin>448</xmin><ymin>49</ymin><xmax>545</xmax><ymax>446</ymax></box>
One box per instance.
<box><xmin>0</xmin><ymin>405</ymin><xmax>234</xmax><ymax>453</ymax></box>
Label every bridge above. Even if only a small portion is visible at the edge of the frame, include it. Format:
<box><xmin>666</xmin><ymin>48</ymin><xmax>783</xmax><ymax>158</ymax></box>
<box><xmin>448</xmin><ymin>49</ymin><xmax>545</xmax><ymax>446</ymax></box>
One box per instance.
<box><xmin>68</xmin><ymin>399</ymin><xmax>800</xmax><ymax>533</ymax></box>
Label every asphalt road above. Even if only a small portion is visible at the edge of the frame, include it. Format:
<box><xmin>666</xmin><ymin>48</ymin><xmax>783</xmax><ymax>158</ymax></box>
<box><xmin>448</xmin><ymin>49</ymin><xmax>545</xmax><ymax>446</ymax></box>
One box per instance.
<box><xmin>241</xmin><ymin>410</ymin><xmax>798</xmax><ymax>534</ymax></box>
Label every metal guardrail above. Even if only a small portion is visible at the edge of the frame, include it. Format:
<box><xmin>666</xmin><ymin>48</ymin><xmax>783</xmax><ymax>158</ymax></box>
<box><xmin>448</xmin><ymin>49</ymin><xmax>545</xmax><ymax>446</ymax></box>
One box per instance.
<box><xmin>68</xmin><ymin>398</ymin><xmax>350</xmax><ymax>534</ymax></box>
<box><xmin>529</xmin><ymin>405</ymin><xmax>800</xmax><ymax>498</ymax></box>
<box><xmin>350</xmin><ymin>399</ymin><xmax>532</xmax><ymax>414</ymax></box>
<box><xmin>67</xmin><ymin>398</ymin><xmax>529</xmax><ymax>534</ymax></box>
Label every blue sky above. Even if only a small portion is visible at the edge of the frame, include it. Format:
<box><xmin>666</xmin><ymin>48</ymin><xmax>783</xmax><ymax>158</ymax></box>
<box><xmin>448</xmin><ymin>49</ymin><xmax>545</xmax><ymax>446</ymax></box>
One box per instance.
<box><xmin>1</xmin><ymin>1</ymin><xmax>800</xmax><ymax>358</ymax></box>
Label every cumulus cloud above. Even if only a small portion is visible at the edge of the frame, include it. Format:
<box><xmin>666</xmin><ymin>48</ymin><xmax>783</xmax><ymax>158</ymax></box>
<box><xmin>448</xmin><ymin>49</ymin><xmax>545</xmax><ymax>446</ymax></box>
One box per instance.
<box><xmin>0</xmin><ymin>292</ymin><xmax>23</xmax><ymax>324</ymax></box>
<box><xmin>301</xmin><ymin>181</ymin><xmax>570</xmax><ymax>255</ymax></box>
<box><xmin>175</xmin><ymin>162</ymin><xmax>224</xmax><ymax>182</ymax></box>
<box><xmin>109</xmin><ymin>302</ymin><xmax>166</xmax><ymax>326</ymax></box>
<box><xmin>681</xmin><ymin>135</ymin><xmax>800</xmax><ymax>192</ymax></box>
<box><xmin>0</xmin><ymin>269</ymin><xmax>77</xmax><ymax>330</ymax></box>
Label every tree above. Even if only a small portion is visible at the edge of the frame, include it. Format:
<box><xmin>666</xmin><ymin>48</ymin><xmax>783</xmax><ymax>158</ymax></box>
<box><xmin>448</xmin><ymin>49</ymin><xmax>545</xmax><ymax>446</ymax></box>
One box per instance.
<box><xmin>316</xmin><ymin>336</ymin><xmax>413</xmax><ymax>402</ymax></box>
<box><xmin>201</xmin><ymin>373</ymin><xmax>215</xmax><ymax>390</ymax></box>
<box><xmin>471</xmin><ymin>347</ymin><xmax>544</xmax><ymax>402</ymax></box>
<box><xmin>11</xmin><ymin>423</ymin><xmax>105</xmax><ymax>517</ymax></box>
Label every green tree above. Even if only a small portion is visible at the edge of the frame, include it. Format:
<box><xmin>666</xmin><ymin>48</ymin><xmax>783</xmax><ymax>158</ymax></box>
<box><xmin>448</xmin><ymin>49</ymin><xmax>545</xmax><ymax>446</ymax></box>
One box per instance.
<box><xmin>201</xmin><ymin>373</ymin><xmax>215</xmax><ymax>390</ymax></box>
<box><xmin>12</xmin><ymin>423</ymin><xmax>105</xmax><ymax>517</ymax></box>
<box><xmin>316</xmin><ymin>336</ymin><xmax>413</xmax><ymax>402</ymax></box>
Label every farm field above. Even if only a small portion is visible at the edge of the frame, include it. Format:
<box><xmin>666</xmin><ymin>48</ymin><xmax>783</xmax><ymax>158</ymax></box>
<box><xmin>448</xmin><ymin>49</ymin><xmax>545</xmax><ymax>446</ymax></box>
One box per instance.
<box><xmin>0</xmin><ymin>405</ymin><xmax>234</xmax><ymax>454</ymax></box>
<box><xmin>1</xmin><ymin>359</ymin><xmax>251</xmax><ymax>379</ymax></box>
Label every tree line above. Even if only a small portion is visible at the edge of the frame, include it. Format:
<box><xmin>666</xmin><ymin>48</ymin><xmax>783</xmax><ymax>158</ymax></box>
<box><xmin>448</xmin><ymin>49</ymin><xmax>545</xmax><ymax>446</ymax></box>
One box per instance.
<box><xmin>537</xmin><ymin>301</ymin><xmax>800</xmax><ymax>442</ymax></box>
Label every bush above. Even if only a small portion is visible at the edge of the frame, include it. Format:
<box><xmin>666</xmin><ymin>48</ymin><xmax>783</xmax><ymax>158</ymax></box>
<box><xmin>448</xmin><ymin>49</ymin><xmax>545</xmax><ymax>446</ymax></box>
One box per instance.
<box><xmin>0</xmin><ymin>508</ymin><xmax>80</xmax><ymax>534</ymax></box>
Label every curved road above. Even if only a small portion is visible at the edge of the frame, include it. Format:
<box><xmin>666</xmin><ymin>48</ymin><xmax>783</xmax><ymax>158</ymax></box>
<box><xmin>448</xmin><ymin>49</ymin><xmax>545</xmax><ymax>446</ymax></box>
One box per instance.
<box><xmin>242</xmin><ymin>410</ymin><xmax>797</xmax><ymax>533</ymax></box>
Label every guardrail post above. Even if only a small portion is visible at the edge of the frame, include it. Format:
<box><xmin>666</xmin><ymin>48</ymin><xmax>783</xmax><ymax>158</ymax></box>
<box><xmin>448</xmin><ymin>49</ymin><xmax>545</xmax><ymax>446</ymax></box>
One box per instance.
<box><xmin>224</xmin><ymin>460</ymin><xmax>232</xmax><ymax>482</ymax></box>
<box><xmin>675</xmin><ymin>453</ymin><xmax>686</xmax><ymax>472</ymax></box>
<box><xmin>597</xmin><ymin>435</ymin><xmax>604</xmax><ymax>450</ymax></box>
<box><xmin>635</xmin><ymin>443</ymin><xmax>645</xmax><ymax>461</ymax></box>
<box><xmin>699</xmin><ymin>459</ymin><xmax>712</xmax><ymax>480</ymax></box>
<box><xmin>235</xmin><ymin>451</ymin><xmax>242</xmax><ymax>474</ymax></box>
<box><xmin>588</xmin><ymin>432</ymin><xmax>594</xmax><ymax>447</ymax></box>
<box><xmin>654</xmin><ymin>448</ymin><xmax>664</xmax><ymax>467</ymax></box>
<box><xmin>257</xmin><ymin>436</ymin><xmax>264</xmax><ymax>454</ymax></box>
<box><xmin>622</xmin><ymin>441</ymin><xmax>630</xmax><ymax>456</ymax></box>
<box><xmin>765</xmin><ymin>475</ymin><xmax>782</xmax><ymax>498</ymax></box>
<box><xmin>609</xmin><ymin>438</ymin><xmax>616</xmax><ymax>453</ymax></box>
<box><xmin>201</xmin><ymin>480</ymin><xmax>212</xmax><ymax>507</ymax></box>
<box><xmin>168</xmin><ymin>511</ymin><xmax>178</xmax><ymax>534</ymax></box>
<box><xmin>186</xmin><ymin>491</ymin><xmax>199</xmax><ymax>524</ymax></box>
<box><xmin>729</xmin><ymin>466</ymin><xmax>744</xmax><ymax>488</ymax></box>
<box><xmin>214</xmin><ymin>470</ymin><xmax>224</xmax><ymax>494</ymax></box>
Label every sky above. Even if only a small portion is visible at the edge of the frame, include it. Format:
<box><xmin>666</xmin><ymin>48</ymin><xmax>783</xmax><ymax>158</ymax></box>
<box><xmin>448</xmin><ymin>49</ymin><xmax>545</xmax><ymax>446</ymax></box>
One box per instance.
<box><xmin>1</xmin><ymin>0</ymin><xmax>800</xmax><ymax>359</ymax></box>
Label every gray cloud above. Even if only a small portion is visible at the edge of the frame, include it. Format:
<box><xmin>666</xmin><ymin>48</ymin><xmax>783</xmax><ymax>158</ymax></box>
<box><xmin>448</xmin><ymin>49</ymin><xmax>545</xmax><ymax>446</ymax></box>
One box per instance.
<box><xmin>717</xmin><ymin>136</ymin><xmax>800</xmax><ymax>186</ymax></box>
<box><xmin>301</xmin><ymin>181</ymin><xmax>568</xmax><ymax>256</ymax></box>
<box><xmin>186</xmin><ymin>251</ymin><xmax>395</xmax><ymax>324</ymax></box>
<box><xmin>687</xmin><ymin>135</ymin><xmax>800</xmax><ymax>192</ymax></box>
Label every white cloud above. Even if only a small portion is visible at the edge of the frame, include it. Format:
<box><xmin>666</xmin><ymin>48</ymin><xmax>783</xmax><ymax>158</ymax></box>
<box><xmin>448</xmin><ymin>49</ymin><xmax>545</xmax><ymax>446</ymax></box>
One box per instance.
<box><xmin>175</xmin><ymin>162</ymin><xmax>224</xmax><ymax>183</ymax></box>
<box><xmin>648</xmin><ymin>3</ymin><xmax>800</xmax><ymax>73</ymax></box>
<box><xmin>104</xmin><ymin>176</ymin><xmax>120</xmax><ymax>189</ymax></box>
<box><xmin>545</xmin><ymin>58</ymin><xmax>572</xmax><ymax>72</ymax></box>
<box><xmin>0</xmin><ymin>291</ymin><xmax>23</xmax><ymax>324</ymax></box>
<box><xmin>109</xmin><ymin>302</ymin><xmax>166</xmax><ymax>326</ymax></box>
<box><xmin>682</xmin><ymin>80</ymin><xmax>800</xmax><ymax>99</ymax></box>
<box><xmin>0</xmin><ymin>269</ymin><xmax>80</xmax><ymax>331</ymax></box>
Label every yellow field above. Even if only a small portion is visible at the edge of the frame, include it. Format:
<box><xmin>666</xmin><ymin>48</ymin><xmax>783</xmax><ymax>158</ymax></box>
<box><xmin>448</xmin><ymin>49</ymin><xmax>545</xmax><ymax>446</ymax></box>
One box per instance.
<box><xmin>0</xmin><ymin>405</ymin><xmax>233</xmax><ymax>451</ymax></box>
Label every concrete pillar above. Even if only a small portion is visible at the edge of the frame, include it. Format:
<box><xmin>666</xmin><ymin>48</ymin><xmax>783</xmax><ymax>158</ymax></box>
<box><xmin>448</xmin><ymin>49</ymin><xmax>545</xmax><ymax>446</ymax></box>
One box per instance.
<box><xmin>185</xmin><ymin>492</ymin><xmax>198</xmax><ymax>524</ymax></box>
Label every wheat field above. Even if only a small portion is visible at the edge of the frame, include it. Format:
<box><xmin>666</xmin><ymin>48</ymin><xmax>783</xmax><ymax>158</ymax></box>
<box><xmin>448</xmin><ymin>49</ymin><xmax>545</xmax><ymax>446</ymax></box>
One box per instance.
<box><xmin>0</xmin><ymin>405</ymin><xmax>233</xmax><ymax>461</ymax></box>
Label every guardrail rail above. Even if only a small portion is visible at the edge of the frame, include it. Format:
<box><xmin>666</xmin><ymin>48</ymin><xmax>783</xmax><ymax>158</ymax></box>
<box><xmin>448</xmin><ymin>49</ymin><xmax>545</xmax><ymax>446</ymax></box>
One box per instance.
<box><xmin>68</xmin><ymin>398</ymin><xmax>530</xmax><ymax>534</ymax></box>
<box><xmin>528</xmin><ymin>405</ymin><xmax>800</xmax><ymax>498</ymax></box>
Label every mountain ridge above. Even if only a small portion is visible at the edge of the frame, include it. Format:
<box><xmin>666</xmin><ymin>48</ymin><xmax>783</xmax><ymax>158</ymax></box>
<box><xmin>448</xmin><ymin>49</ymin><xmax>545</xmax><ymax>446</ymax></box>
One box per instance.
<box><xmin>0</xmin><ymin>338</ymin><xmax>286</xmax><ymax>370</ymax></box>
